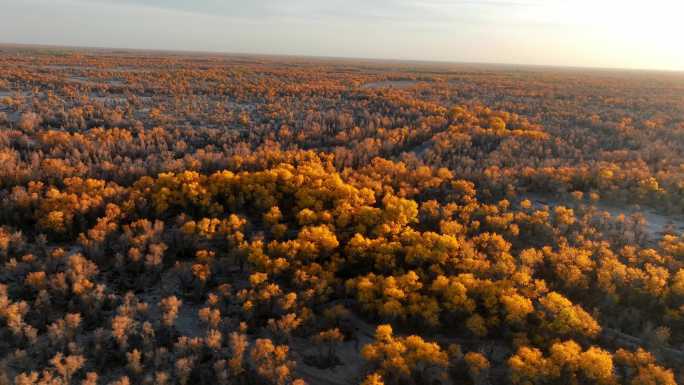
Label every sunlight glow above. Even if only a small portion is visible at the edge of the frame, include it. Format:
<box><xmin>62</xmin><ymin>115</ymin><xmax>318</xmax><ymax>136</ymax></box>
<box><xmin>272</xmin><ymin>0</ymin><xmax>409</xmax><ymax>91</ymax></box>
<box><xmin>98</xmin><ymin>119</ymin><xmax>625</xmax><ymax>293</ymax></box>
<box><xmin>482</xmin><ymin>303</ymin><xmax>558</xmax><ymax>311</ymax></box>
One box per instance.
<box><xmin>0</xmin><ymin>0</ymin><xmax>682</xmax><ymax>70</ymax></box>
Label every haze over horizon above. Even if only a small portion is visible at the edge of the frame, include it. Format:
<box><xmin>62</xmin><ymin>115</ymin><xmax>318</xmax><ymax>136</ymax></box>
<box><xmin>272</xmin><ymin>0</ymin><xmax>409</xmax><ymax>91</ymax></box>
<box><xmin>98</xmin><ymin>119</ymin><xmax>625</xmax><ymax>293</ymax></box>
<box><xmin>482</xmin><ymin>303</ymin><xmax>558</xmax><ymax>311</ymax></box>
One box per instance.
<box><xmin>1</xmin><ymin>0</ymin><xmax>683</xmax><ymax>71</ymax></box>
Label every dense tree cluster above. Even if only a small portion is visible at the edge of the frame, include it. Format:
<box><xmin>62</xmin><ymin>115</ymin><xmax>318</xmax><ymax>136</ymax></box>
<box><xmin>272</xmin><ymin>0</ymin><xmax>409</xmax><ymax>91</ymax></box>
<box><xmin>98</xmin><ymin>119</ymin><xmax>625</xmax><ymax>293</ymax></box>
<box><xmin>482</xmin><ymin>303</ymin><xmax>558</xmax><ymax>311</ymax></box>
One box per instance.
<box><xmin>0</xmin><ymin>47</ymin><xmax>683</xmax><ymax>384</ymax></box>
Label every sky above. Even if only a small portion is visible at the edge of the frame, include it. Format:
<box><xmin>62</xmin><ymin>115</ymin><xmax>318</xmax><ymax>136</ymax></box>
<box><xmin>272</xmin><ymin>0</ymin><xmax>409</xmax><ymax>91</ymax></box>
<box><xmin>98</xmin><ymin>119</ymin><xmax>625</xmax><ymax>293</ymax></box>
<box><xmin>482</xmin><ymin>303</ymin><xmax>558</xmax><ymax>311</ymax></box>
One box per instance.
<box><xmin>1</xmin><ymin>0</ymin><xmax>683</xmax><ymax>71</ymax></box>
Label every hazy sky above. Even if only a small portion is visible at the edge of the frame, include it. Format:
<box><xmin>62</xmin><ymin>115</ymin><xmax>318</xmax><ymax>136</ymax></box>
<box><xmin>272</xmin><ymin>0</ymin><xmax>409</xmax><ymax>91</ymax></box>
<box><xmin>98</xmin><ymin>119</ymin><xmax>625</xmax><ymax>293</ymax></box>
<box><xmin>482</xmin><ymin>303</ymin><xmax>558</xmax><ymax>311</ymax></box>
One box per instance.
<box><xmin>1</xmin><ymin>0</ymin><xmax>683</xmax><ymax>71</ymax></box>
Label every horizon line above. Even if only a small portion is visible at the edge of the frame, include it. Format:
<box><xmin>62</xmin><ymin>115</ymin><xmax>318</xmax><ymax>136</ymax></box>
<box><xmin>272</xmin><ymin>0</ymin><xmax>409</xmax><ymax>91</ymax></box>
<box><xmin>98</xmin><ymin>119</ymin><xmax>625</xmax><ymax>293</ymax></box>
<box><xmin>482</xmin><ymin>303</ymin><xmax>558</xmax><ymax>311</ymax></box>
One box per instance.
<box><xmin>2</xmin><ymin>41</ymin><xmax>683</xmax><ymax>75</ymax></box>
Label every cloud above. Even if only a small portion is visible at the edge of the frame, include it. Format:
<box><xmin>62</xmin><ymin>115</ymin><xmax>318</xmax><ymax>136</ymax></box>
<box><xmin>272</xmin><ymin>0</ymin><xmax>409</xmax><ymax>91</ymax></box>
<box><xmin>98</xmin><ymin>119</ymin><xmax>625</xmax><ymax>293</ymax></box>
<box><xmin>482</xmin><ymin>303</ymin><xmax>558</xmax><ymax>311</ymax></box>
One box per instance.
<box><xmin>83</xmin><ymin>0</ymin><xmax>535</xmax><ymax>24</ymax></box>
<box><xmin>0</xmin><ymin>0</ymin><xmax>681</xmax><ymax>70</ymax></box>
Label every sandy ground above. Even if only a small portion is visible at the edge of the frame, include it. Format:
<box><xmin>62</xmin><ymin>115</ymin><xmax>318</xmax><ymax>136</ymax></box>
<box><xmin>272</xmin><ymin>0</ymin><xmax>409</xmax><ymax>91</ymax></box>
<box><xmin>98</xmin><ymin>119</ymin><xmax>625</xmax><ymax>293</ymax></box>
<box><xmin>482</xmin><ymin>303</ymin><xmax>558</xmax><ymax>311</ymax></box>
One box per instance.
<box><xmin>68</xmin><ymin>76</ymin><xmax>126</xmax><ymax>86</ymax></box>
<box><xmin>529</xmin><ymin>195</ymin><xmax>684</xmax><ymax>240</ymax></box>
<box><xmin>595</xmin><ymin>201</ymin><xmax>684</xmax><ymax>237</ymax></box>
